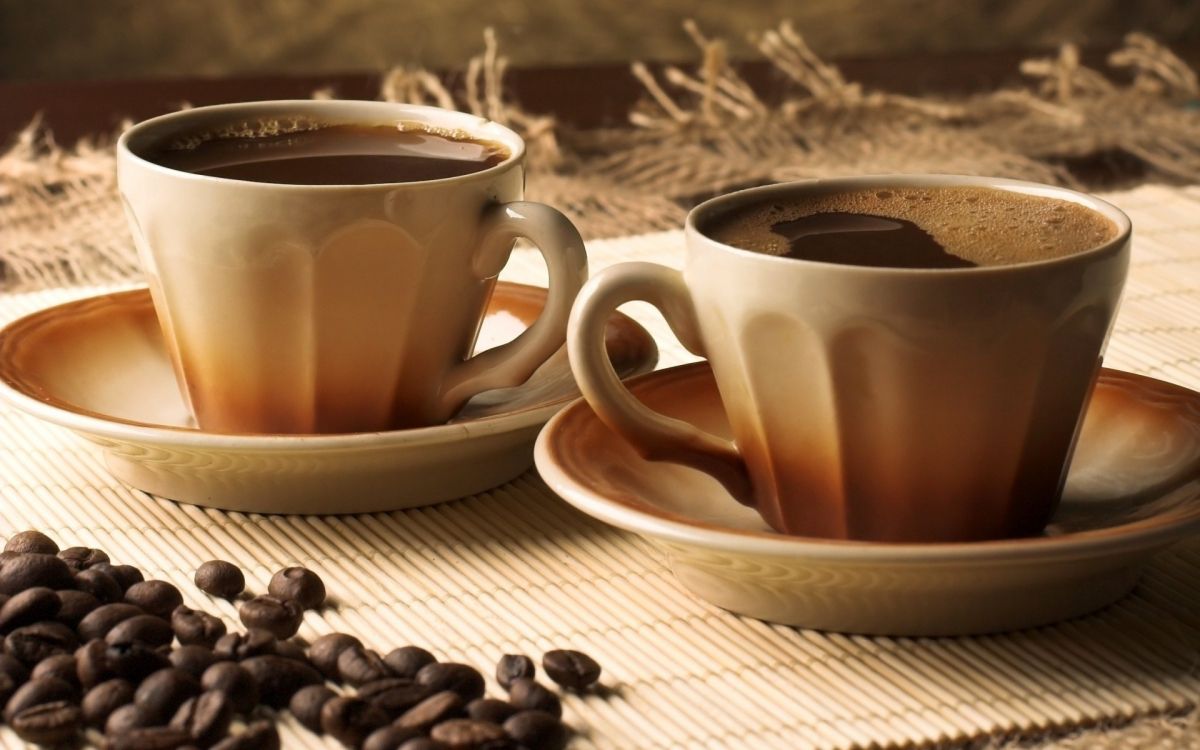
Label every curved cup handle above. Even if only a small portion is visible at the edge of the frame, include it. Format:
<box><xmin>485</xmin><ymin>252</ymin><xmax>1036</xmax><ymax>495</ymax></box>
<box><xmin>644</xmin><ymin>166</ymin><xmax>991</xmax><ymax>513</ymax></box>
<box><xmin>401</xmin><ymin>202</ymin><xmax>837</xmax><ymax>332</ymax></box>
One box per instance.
<box><xmin>439</xmin><ymin>201</ymin><xmax>588</xmax><ymax>413</ymax></box>
<box><xmin>567</xmin><ymin>262</ymin><xmax>754</xmax><ymax>504</ymax></box>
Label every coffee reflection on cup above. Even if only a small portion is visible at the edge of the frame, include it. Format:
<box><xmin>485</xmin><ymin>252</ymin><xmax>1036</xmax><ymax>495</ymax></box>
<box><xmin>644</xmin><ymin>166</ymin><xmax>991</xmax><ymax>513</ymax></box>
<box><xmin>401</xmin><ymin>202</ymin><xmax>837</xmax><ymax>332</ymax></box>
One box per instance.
<box><xmin>568</xmin><ymin>176</ymin><xmax>1130</xmax><ymax>543</ymax></box>
<box><xmin>118</xmin><ymin>101</ymin><xmax>587</xmax><ymax>434</ymax></box>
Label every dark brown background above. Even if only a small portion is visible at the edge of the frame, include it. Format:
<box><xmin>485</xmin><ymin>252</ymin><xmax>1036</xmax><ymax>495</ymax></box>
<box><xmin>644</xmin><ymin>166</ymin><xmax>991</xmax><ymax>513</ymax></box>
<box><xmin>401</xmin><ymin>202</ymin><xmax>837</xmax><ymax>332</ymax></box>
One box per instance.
<box><xmin>2</xmin><ymin>0</ymin><xmax>1197</xmax><ymax>81</ymax></box>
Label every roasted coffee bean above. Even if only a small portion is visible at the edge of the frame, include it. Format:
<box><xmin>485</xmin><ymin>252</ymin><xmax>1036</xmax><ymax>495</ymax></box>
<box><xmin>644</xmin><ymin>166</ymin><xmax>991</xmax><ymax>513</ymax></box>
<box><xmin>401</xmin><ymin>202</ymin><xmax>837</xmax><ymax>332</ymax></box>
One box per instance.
<box><xmin>273</xmin><ymin>639</ymin><xmax>307</xmax><ymax>662</ymax></box>
<box><xmin>395</xmin><ymin>690</ymin><xmax>465</xmax><ymax>732</ymax></box>
<box><xmin>212</xmin><ymin>633</ymin><xmax>242</xmax><ymax>661</ymax></box>
<box><xmin>309</xmin><ymin>632</ymin><xmax>362</xmax><ymax>678</ymax></box>
<box><xmin>476</xmin><ymin>739</ymin><xmax>523</xmax><ymax>750</ymax></box>
<box><xmin>0</xmin><ymin>587</ymin><xmax>61</xmax><ymax>631</ymax></box>
<box><xmin>359</xmin><ymin>678</ymin><xmax>430</xmax><ymax>717</ymax></box>
<box><xmin>0</xmin><ymin>662</ymin><xmax>24</xmax><ymax>706</ymax></box>
<box><xmin>267</xmin><ymin>567</ymin><xmax>326</xmax><ymax>610</ymax></box>
<box><xmin>58</xmin><ymin>546</ymin><xmax>110</xmax><ymax>572</ymax></box>
<box><xmin>466</xmin><ymin>698</ymin><xmax>517</xmax><ymax>725</ymax></box>
<box><xmin>504</xmin><ymin>710</ymin><xmax>568</xmax><ymax>750</ymax></box>
<box><xmin>415</xmin><ymin>662</ymin><xmax>485</xmax><ymax>702</ymax></box>
<box><xmin>170</xmin><ymin>645</ymin><xmax>218</xmax><ymax>679</ymax></box>
<box><xmin>200</xmin><ymin>662</ymin><xmax>259</xmax><ymax>715</ymax></box>
<box><xmin>4</xmin><ymin>676</ymin><xmax>77</xmax><ymax>722</ymax></box>
<box><xmin>288</xmin><ymin>684</ymin><xmax>335</xmax><ymax>733</ymax></box>
<box><xmin>384</xmin><ymin>646</ymin><xmax>436</xmax><ymax>679</ymax></box>
<box><xmin>170</xmin><ymin>690</ymin><xmax>233</xmax><ymax>747</ymax></box>
<box><xmin>113</xmin><ymin>729</ymin><xmax>195</xmax><ymax>750</ymax></box>
<box><xmin>507</xmin><ymin>679</ymin><xmax>561</xmax><ymax>718</ymax></box>
<box><xmin>106</xmin><ymin>727</ymin><xmax>194</xmax><ymax>750</ymax></box>
<box><xmin>213</xmin><ymin>629</ymin><xmax>278</xmax><ymax>661</ymax></box>
<box><xmin>0</xmin><ymin>652</ymin><xmax>29</xmax><ymax>683</ymax></box>
<box><xmin>77</xmin><ymin>638</ymin><xmax>114</xmax><ymax>687</ymax></box>
<box><xmin>105</xmin><ymin>703</ymin><xmax>152</xmax><ymax>735</ymax></box>
<box><xmin>320</xmin><ymin>695</ymin><xmax>390</xmax><ymax>748</ymax></box>
<box><xmin>5</xmin><ymin>531</ymin><xmax>58</xmax><ymax>555</ymax></box>
<box><xmin>79</xmin><ymin>602</ymin><xmax>143</xmax><ymax>641</ymax></box>
<box><xmin>238</xmin><ymin>596</ymin><xmax>303</xmax><ymax>639</ymax></box>
<box><xmin>239</xmin><ymin>654</ymin><xmax>321</xmax><ymax>708</ymax></box>
<box><xmin>495</xmin><ymin>654</ymin><xmax>534</xmax><ymax>691</ymax></box>
<box><xmin>430</xmin><ymin>718</ymin><xmax>506</xmax><ymax>749</ymax></box>
<box><xmin>542</xmin><ymin>650</ymin><xmax>601</xmax><ymax>691</ymax></box>
<box><xmin>210</xmin><ymin>720</ymin><xmax>279</xmax><ymax>750</ymax></box>
<box><xmin>11</xmin><ymin>700</ymin><xmax>81</xmax><ymax>745</ymax></box>
<box><xmin>362</xmin><ymin>724</ymin><xmax>424</xmax><ymax>750</ymax></box>
<box><xmin>338</xmin><ymin>645</ymin><xmax>392</xmax><ymax>686</ymax></box>
<box><xmin>75</xmin><ymin>567</ymin><xmax>124</xmax><ymax>603</ymax></box>
<box><xmin>93</xmin><ymin>563</ymin><xmax>145</xmax><ymax>594</ymax></box>
<box><xmin>82</xmin><ymin>677</ymin><xmax>135</xmax><ymax>727</ymax></box>
<box><xmin>31</xmin><ymin>653</ymin><xmax>79</xmax><ymax>688</ymax></box>
<box><xmin>106</xmin><ymin>614</ymin><xmax>175</xmax><ymax>648</ymax></box>
<box><xmin>0</xmin><ymin>553</ymin><xmax>74</xmax><ymax>594</ymax></box>
<box><xmin>171</xmin><ymin>605</ymin><xmax>227</xmax><ymax>648</ymax></box>
<box><xmin>56</xmin><ymin>589</ymin><xmax>100</xmax><ymax>628</ymax></box>
<box><xmin>106</xmin><ymin>640</ymin><xmax>171</xmax><ymax>681</ymax></box>
<box><xmin>6</xmin><ymin>621</ymin><xmax>78</xmax><ymax>666</ymax></box>
<box><xmin>125</xmin><ymin>580</ymin><xmax>184</xmax><ymax>619</ymax></box>
<box><xmin>0</xmin><ymin>675</ymin><xmax>18</xmax><ymax>711</ymax></box>
<box><xmin>135</xmin><ymin>667</ymin><xmax>202</xmax><ymax>723</ymax></box>
<box><xmin>194</xmin><ymin>561</ymin><xmax>245</xmax><ymax>600</ymax></box>
<box><xmin>397</xmin><ymin>739</ymin><xmax>448</xmax><ymax>750</ymax></box>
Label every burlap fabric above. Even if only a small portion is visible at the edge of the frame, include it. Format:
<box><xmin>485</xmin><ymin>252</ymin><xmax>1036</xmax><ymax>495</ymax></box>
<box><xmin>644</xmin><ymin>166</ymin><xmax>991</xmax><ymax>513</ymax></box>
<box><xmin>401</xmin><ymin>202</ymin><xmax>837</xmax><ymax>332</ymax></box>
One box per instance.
<box><xmin>4</xmin><ymin>24</ymin><xmax>1200</xmax><ymax>289</ymax></box>
<box><xmin>1</xmin><ymin>22</ymin><xmax>1199</xmax><ymax>749</ymax></box>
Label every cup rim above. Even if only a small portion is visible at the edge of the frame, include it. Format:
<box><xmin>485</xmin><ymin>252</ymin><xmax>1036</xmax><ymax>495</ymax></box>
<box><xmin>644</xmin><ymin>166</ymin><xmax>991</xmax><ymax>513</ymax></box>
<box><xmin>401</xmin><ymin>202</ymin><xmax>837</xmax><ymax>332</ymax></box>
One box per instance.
<box><xmin>685</xmin><ymin>174</ymin><xmax>1133</xmax><ymax>275</ymax></box>
<box><xmin>116</xmin><ymin>99</ymin><xmax>526</xmax><ymax>190</ymax></box>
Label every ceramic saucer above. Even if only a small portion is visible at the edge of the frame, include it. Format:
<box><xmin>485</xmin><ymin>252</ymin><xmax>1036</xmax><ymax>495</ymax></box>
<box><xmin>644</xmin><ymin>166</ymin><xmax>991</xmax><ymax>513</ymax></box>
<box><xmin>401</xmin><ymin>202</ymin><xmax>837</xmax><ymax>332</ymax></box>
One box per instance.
<box><xmin>0</xmin><ymin>283</ymin><xmax>657</xmax><ymax>514</ymax></box>
<box><xmin>535</xmin><ymin>362</ymin><xmax>1200</xmax><ymax>635</ymax></box>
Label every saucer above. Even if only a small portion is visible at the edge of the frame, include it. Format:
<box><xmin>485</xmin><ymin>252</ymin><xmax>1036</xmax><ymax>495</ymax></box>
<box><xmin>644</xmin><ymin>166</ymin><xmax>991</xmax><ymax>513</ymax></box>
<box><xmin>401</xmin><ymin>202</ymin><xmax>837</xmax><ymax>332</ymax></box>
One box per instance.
<box><xmin>0</xmin><ymin>284</ymin><xmax>657</xmax><ymax>514</ymax></box>
<box><xmin>535</xmin><ymin>362</ymin><xmax>1200</xmax><ymax>635</ymax></box>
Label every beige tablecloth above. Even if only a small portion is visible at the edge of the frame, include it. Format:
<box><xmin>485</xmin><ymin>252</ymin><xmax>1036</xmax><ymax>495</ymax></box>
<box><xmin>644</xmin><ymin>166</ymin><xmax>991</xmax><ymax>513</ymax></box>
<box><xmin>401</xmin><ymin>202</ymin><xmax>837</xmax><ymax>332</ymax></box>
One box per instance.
<box><xmin>0</xmin><ymin>184</ymin><xmax>1198</xmax><ymax>748</ymax></box>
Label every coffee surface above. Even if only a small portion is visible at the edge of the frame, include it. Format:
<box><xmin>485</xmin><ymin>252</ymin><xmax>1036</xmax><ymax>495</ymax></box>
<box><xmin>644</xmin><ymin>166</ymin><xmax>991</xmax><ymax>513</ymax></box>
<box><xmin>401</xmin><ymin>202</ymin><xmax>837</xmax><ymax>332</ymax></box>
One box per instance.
<box><xmin>148</xmin><ymin>123</ymin><xmax>510</xmax><ymax>185</ymax></box>
<box><xmin>704</xmin><ymin>186</ymin><xmax>1119</xmax><ymax>268</ymax></box>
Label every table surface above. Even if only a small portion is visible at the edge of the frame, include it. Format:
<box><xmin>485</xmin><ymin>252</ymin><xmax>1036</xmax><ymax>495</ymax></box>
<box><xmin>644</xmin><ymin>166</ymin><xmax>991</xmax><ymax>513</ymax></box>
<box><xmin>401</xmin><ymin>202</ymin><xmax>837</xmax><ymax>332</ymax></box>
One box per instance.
<box><xmin>2</xmin><ymin>45</ymin><xmax>1200</xmax><ymax>750</ymax></box>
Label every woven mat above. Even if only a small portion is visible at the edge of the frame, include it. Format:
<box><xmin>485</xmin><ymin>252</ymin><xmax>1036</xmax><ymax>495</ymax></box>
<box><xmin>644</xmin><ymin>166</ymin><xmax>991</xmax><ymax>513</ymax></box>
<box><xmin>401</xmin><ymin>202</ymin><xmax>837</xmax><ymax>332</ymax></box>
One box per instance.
<box><xmin>1</xmin><ymin>184</ymin><xmax>1199</xmax><ymax>749</ymax></box>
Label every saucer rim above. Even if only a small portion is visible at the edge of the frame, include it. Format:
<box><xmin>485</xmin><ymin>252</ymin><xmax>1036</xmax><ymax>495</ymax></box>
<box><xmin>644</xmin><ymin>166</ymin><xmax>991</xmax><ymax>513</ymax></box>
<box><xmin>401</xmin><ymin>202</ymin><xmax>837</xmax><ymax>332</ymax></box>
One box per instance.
<box><xmin>535</xmin><ymin>361</ymin><xmax>1200</xmax><ymax>564</ymax></box>
<box><xmin>0</xmin><ymin>283</ymin><xmax>658</xmax><ymax>451</ymax></box>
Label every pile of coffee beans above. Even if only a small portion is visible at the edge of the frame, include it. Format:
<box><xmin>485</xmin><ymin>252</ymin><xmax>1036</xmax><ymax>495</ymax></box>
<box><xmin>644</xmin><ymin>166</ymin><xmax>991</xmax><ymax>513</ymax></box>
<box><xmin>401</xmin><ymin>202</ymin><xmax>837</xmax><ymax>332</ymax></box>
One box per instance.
<box><xmin>0</xmin><ymin>530</ymin><xmax>602</xmax><ymax>749</ymax></box>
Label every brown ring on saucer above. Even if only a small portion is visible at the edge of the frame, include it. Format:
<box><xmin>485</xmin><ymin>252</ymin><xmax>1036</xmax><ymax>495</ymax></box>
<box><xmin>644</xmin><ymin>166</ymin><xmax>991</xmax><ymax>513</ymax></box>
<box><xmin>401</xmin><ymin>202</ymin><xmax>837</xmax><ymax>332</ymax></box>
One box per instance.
<box><xmin>538</xmin><ymin>361</ymin><xmax>1200</xmax><ymax>559</ymax></box>
<box><xmin>0</xmin><ymin>282</ymin><xmax>657</xmax><ymax>438</ymax></box>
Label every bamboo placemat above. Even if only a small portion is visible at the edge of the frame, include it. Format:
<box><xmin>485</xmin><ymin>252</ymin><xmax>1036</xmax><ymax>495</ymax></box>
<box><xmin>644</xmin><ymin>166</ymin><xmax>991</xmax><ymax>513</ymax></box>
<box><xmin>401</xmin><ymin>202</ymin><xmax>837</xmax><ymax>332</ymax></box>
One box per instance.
<box><xmin>1</xmin><ymin>184</ymin><xmax>1199</xmax><ymax>749</ymax></box>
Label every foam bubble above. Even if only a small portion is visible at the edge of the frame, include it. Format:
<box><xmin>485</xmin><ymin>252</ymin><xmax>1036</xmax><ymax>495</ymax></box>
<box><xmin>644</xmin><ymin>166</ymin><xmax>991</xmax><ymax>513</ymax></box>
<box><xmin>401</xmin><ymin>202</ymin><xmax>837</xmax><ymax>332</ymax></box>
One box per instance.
<box><xmin>703</xmin><ymin>186</ymin><xmax>1118</xmax><ymax>267</ymax></box>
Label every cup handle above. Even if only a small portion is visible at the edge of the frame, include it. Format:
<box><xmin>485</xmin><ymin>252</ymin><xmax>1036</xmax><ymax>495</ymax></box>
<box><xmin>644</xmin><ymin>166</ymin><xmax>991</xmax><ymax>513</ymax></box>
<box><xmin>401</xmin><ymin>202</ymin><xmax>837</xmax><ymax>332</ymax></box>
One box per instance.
<box><xmin>567</xmin><ymin>262</ymin><xmax>754</xmax><ymax>504</ymax></box>
<box><xmin>438</xmin><ymin>201</ymin><xmax>588</xmax><ymax>414</ymax></box>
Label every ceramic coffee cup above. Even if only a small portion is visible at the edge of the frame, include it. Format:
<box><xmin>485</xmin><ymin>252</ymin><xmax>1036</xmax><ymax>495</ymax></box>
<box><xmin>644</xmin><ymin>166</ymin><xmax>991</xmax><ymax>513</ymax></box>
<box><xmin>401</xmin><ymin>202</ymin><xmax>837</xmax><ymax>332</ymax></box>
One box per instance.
<box><xmin>118</xmin><ymin>101</ymin><xmax>586</xmax><ymax>434</ymax></box>
<box><xmin>568</xmin><ymin>175</ymin><xmax>1131</xmax><ymax>542</ymax></box>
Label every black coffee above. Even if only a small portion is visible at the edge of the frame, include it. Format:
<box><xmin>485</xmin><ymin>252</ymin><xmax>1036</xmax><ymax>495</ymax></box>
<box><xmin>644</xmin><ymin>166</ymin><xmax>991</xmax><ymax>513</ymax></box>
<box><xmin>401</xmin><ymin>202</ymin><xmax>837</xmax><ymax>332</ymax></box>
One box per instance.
<box><xmin>148</xmin><ymin>123</ymin><xmax>509</xmax><ymax>185</ymax></box>
<box><xmin>704</xmin><ymin>186</ymin><xmax>1119</xmax><ymax>268</ymax></box>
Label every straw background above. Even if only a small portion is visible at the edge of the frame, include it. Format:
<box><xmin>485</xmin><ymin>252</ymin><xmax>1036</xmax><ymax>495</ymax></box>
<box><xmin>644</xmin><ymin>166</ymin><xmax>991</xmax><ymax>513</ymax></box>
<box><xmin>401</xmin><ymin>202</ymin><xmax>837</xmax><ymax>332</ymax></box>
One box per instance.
<box><xmin>1</xmin><ymin>184</ymin><xmax>1199</xmax><ymax>748</ymax></box>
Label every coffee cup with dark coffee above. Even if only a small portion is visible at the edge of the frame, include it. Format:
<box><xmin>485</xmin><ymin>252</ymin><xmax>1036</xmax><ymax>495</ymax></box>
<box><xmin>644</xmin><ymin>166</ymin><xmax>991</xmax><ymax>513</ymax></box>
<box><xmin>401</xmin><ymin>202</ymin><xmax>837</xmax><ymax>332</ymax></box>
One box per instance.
<box><xmin>118</xmin><ymin>101</ymin><xmax>587</xmax><ymax>434</ymax></box>
<box><xmin>568</xmin><ymin>176</ymin><xmax>1131</xmax><ymax>542</ymax></box>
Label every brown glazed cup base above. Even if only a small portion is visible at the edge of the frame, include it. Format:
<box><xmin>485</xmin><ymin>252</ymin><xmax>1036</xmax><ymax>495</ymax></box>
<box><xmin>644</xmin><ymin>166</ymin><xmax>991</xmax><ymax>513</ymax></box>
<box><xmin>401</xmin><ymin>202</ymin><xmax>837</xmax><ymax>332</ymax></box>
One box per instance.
<box><xmin>536</xmin><ymin>362</ymin><xmax>1200</xmax><ymax>635</ymax></box>
<box><xmin>0</xmin><ymin>283</ymin><xmax>658</xmax><ymax>514</ymax></box>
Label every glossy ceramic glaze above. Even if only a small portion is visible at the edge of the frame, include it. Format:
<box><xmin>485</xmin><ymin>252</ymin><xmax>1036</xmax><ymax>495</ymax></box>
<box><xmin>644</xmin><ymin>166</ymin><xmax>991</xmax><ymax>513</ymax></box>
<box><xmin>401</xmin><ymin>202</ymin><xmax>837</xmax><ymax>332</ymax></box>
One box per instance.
<box><xmin>536</xmin><ymin>362</ymin><xmax>1200</xmax><ymax>635</ymax></box>
<box><xmin>0</xmin><ymin>284</ymin><xmax>657</xmax><ymax>513</ymax></box>
<box><xmin>119</xmin><ymin>100</ymin><xmax>587</xmax><ymax>434</ymax></box>
<box><xmin>569</xmin><ymin>175</ymin><xmax>1131</xmax><ymax>541</ymax></box>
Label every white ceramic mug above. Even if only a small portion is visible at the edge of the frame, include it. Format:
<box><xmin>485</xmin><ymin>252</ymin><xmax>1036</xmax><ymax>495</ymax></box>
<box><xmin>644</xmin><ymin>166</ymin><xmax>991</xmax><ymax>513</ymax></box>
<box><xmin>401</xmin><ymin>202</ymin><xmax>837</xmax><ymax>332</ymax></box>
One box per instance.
<box><xmin>569</xmin><ymin>175</ymin><xmax>1131</xmax><ymax>542</ymax></box>
<box><xmin>118</xmin><ymin>101</ymin><xmax>587</xmax><ymax>434</ymax></box>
